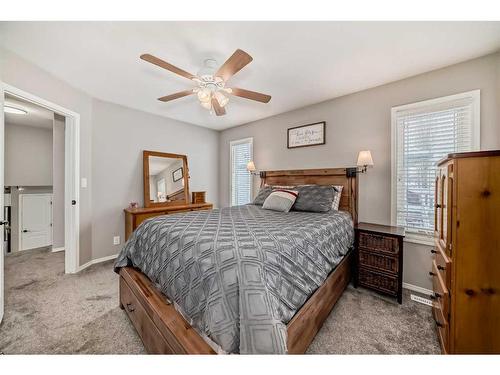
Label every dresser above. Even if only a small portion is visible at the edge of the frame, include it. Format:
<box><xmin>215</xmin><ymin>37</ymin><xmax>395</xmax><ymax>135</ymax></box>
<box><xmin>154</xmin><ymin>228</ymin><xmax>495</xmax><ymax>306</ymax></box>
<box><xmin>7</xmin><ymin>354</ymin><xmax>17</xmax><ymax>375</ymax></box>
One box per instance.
<box><xmin>124</xmin><ymin>203</ymin><xmax>213</xmax><ymax>241</ymax></box>
<box><xmin>432</xmin><ymin>150</ymin><xmax>500</xmax><ymax>354</ymax></box>
<box><xmin>355</xmin><ymin>223</ymin><xmax>405</xmax><ymax>303</ymax></box>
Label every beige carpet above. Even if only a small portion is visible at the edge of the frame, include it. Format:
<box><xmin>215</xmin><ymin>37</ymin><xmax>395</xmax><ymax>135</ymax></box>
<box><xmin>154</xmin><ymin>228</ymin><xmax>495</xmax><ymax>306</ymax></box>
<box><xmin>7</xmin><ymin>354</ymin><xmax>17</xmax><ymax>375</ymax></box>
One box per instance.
<box><xmin>0</xmin><ymin>248</ymin><xmax>440</xmax><ymax>354</ymax></box>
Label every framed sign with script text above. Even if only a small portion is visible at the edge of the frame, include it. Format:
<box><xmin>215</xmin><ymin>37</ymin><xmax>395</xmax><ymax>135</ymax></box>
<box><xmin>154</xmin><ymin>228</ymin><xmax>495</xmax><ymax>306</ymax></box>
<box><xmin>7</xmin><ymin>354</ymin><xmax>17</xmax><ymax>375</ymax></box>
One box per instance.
<box><xmin>287</xmin><ymin>121</ymin><xmax>325</xmax><ymax>148</ymax></box>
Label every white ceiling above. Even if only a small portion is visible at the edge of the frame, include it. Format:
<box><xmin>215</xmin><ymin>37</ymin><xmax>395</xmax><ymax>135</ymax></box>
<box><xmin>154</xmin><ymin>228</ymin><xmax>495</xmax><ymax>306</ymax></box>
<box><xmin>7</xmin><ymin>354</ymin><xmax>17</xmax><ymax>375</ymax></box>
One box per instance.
<box><xmin>1</xmin><ymin>22</ymin><xmax>500</xmax><ymax>130</ymax></box>
<box><xmin>4</xmin><ymin>94</ymin><xmax>54</xmax><ymax>129</ymax></box>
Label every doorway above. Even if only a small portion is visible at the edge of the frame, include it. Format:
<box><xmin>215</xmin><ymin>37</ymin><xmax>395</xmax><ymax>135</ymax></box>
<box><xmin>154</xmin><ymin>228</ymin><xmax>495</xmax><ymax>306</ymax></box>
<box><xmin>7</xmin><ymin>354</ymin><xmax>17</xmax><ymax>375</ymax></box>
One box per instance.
<box><xmin>0</xmin><ymin>83</ymin><xmax>80</xmax><ymax>323</ymax></box>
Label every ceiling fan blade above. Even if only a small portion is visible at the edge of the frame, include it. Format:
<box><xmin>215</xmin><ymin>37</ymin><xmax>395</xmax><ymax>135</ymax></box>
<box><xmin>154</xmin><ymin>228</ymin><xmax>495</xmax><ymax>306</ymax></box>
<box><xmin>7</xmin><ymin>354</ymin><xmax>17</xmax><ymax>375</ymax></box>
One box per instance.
<box><xmin>158</xmin><ymin>90</ymin><xmax>194</xmax><ymax>102</ymax></box>
<box><xmin>211</xmin><ymin>97</ymin><xmax>226</xmax><ymax>116</ymax></box>
<box><xmin>141</xmin><ymin>54</ymin><xmax>197</xmax><ymax>80</ymax></box>
<box><xmin>215</xmin><ymin>49</ymin><xmax>253</xmax><ymax>82</ymax></box>
<box><xmin>230</xmin><ymin>88</ymin><xmax>271</xmax><ymax>103</ymax></box>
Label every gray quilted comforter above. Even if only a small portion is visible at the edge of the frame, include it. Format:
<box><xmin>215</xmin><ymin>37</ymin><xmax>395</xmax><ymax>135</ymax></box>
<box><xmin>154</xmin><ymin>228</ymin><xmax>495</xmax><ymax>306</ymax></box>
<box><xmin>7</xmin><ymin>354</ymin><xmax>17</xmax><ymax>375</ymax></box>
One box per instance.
<box><xmin>114</xmin><ymin>205</ymin><xmax>353</xmax><ymax>354</ymax></box>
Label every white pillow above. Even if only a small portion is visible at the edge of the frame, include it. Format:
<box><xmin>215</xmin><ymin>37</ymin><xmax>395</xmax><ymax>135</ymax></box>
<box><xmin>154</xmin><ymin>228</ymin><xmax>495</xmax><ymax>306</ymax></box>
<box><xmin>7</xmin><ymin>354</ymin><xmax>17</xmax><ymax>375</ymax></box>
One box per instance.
<box><xmin>331</xmin><ymin>185</ymin><xmax>343</xmax><ymax>210</ymax></box>
<box><xmin>262</xmin><ymin>189</ymin><xmax>299</xmax><ymax>212</ymax></box>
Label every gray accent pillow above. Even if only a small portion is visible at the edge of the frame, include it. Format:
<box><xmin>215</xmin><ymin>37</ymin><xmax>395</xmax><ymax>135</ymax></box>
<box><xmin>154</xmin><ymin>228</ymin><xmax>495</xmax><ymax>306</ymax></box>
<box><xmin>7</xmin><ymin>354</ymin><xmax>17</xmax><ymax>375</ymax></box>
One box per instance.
<box><xmin>292</xmin><ymin>185</ymin><xmax>335</xmax><ymax>213</ymax></box>
<box><xmin>252</xmin><ymin>186</ymin><xmax>273</xmax><ymax>205</ymax></box>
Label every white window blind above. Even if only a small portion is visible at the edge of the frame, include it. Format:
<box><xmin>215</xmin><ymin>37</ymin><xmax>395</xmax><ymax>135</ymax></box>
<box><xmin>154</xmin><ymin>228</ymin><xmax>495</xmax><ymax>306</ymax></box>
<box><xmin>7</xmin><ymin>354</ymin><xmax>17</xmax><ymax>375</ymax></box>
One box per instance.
<box><xmin>230</xmin><ymin>138</ymin><xmax>253</xmax><ymax>206</ymax></box>
<box><xmin>392</xmin><ymin>91</ymin><xmax>479</xmax><ymax>242</ymax></box>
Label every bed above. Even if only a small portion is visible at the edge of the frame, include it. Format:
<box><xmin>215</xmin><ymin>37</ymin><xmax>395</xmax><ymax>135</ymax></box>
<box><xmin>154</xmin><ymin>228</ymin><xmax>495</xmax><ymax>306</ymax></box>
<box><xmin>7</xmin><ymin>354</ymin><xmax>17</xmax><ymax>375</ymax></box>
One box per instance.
<box><xmin>115</xmin><ymin>167</ymin><xmax>358</xmax><ymax>354</ymax></box>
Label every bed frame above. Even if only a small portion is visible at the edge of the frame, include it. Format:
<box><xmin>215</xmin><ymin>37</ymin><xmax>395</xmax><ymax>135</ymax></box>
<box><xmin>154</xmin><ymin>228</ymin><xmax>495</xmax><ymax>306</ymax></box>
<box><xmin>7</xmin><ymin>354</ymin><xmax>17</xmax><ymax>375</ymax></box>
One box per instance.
<box><xmin>119</xmin><ymin>167</ymin><xmax>358</xmax><ymax>354</ymax></box>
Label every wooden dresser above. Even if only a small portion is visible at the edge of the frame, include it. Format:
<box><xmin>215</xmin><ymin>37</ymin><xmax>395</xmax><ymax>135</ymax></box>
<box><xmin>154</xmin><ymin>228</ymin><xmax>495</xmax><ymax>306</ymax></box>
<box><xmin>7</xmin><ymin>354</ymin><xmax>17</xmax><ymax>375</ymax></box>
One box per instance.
<box><xmin>355</xmin><ymin>223</ymin><xmax>405</xmax><ymax>303</ymax></box>
<box><xmin>432</xmin><ymin>150</ymin><xmax>500</xmax><ymax>354</ymax></box>
<box><xmin>124</xmin><ymin>203</ymin><xmax>213</xmax><ymax>241</ymax></box>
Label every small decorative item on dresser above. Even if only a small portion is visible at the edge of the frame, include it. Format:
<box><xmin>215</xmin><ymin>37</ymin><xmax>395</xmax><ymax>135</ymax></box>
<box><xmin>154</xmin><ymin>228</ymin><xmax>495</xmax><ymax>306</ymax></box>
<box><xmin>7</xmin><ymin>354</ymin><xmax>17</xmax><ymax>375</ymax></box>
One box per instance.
<box><xmin>191</xmin><ymin>191</ymin><xmax>206</xmax><ymax>204</ymax></box>
<box><xmin>354</xmin><ymin>222</ymin><xmax>405</xmax><ymax>304</ymax></box>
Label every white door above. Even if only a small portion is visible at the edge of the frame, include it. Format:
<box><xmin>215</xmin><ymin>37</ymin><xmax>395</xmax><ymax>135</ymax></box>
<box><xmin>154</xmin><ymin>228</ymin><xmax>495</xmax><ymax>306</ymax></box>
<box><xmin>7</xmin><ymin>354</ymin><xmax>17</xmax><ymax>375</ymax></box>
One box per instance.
<box><xmin>19</xmin><ymin>194</ymin><xmax>53</xmax><ymax>251</ymax></box>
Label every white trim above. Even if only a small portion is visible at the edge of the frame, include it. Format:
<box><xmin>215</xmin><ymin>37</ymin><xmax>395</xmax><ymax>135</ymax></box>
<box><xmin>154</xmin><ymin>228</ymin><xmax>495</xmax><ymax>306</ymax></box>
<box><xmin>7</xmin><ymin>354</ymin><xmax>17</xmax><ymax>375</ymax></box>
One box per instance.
<box><xmin>391</xmin><ymin>89</ymin><xmax>481</xmax><ymax>228</ymax></box>
<box><xmin>0</xmin><ymin>91</ymin><xmax>4</xmax><ymax>323</ymax></box>
<box><xmin>18</xmin><ymin>193</ymin><xmax>53</xmax><ymax>252</ymax></box>
<box><xmin>52</xmin><ymin>247</ymin><xmax>65</xmax><ymax>253</ymax></box>
<box><xmin>403</xmin><ymin>233</ymin><xmax>435</xmax><ymax>247</ymax></box>
<box><xmin>1</xmin><ymin>82</ymin><xmax>80</xmax><ymax>274</ymax></box>
<box><xmin>229</xmin><ymin>137</ymin><xmax>254</xmax><ymax>206</ymax></box>
<box><xmin>78</xmin><ymin>253</ymin><xmax>119</xmax><ymax>272</ymax></box>
<box><xmin>403</xmin><ymin>282</ymin><xmax>433</xmax><ymax>296</ymax></box>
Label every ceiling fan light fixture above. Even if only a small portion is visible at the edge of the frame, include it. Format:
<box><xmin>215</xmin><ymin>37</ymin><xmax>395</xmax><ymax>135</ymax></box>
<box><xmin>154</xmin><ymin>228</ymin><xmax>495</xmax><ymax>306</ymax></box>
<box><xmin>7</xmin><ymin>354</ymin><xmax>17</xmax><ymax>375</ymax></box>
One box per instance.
<box><xmin>215</xmin><ymin>91</ymin><xmax>229</xmax><ymax>107</ymax></box>
<box><xmin>197</xmin><ymin>88</ymin><xmax>212</xmax><ymax>103</ymax></box>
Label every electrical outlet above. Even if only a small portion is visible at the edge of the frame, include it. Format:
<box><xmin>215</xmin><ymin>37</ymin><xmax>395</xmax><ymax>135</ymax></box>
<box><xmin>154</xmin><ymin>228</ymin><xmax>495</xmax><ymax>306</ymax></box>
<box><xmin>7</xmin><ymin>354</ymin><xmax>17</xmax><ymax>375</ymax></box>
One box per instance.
<box><xmin>410</xmin><ymin>294</ymin><xmax>433</xmax><ymax>306</ymax></box>
<box><xmin>113</xmin><ymin>236</ymin><xmax>120</xmax><ymax>245</ymax></box>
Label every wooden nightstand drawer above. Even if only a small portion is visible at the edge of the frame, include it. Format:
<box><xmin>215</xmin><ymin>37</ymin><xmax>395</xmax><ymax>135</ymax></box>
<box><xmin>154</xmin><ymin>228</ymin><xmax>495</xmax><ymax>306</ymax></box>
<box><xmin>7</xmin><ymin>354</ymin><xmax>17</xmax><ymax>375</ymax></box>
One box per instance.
<box><xmin>358</xmin><ymin>266</ymin><xmax>398</xmax><ymax>295</ymax></box>
<box><xmin>359</xmin><ymin>249</ymin><xmax>398</xmax><ymax>274</ymax></box>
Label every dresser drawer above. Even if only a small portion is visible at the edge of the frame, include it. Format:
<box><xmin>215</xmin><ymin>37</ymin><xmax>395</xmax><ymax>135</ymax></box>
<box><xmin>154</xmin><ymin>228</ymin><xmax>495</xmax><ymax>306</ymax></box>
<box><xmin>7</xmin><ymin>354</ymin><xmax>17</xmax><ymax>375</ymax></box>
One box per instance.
<box><xmin>431</xmin><ymin>260</ymin><xmax>449</xmax><ymax>319</ymax></box>
<box><xmin>120</xmin><ymin>277</ymin><xmax>175</xmax><ymax>354</ymax></box>
<box><xmin>358</xmin><ymin>266</ymin><xmax>398</xmax><ymax>295</ymax></box>
<box><xmin>359</xmin><ymin>232</ymin><xmax>399</xmax><ymax>255</ymax></box>
<box><xmin>434</xmin><ymin>245</ymin><xmax>451</xmax><ymax>289</ymax></box>
<box><xmin>359</xmin><ymin>249</ymin><xmax>398</xmax><ymax>274</ymax></box>
<box><xmin>432</xmin><ymin>302</ymin><xmax>449</xmax><ymax>354</ymax></box>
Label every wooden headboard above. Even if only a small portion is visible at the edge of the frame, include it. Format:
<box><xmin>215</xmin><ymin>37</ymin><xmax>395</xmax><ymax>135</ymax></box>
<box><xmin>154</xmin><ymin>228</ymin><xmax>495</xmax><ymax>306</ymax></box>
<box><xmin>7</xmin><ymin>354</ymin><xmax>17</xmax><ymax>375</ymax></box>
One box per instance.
<box><xmin>260</xmin><ymin>168</ymin><xmax>359</xmax><ymax>225</ymax></box>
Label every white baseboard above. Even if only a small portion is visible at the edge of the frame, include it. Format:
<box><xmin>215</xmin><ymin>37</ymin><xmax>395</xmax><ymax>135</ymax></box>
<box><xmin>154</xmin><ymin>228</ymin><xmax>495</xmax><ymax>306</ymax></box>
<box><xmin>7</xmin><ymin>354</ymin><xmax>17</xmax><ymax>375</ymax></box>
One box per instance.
<box><xmin>52</xmin><ymin>246</ymin><xmax>65</xmax><ymax>253</ymax></box>
<box><xmin>403</xmin><ymin>282</ymin><xmax>433</xmax><ymax>296</ymax></box>
<box><xmin>78</xmin><ymin>253</ymin><xmax>118</xmax><ymax>272</ymax></box>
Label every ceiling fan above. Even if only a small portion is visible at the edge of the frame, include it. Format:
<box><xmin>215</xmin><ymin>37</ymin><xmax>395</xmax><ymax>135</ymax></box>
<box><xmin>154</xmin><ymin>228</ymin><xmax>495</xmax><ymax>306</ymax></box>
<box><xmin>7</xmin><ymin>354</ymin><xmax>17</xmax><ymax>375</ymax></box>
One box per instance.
<box><xmin>140</xmin><ymin>49</ymin><xmax>271</xmax><ymax>116</ymax></box>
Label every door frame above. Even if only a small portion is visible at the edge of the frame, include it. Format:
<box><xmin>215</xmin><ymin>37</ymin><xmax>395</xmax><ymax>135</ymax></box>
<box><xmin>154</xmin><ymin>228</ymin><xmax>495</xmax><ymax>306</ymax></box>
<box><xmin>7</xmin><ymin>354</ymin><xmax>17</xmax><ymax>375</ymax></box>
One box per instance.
<box><xmin>1</xmin><ymin>83</ymin><xmax>80</xmax><ymax>281</ymax></box>
<box><xmin>18</xmin><ymin>193</ymin><xmax>53</xmax><ymax>252</ymax></box>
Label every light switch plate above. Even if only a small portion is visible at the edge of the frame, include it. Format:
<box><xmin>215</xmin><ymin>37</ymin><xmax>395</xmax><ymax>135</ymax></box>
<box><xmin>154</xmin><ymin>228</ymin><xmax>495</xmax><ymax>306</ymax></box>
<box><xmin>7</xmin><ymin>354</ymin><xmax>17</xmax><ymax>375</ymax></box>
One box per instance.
<box><xmin>113</xmin><ymin>236</ymin><xmax>120</xmax><ymax>245</ymax></box>
<box><xmin>81</xmin><ymin>177</ymin><xmax>87</xmax><ymax>188</ymax></box>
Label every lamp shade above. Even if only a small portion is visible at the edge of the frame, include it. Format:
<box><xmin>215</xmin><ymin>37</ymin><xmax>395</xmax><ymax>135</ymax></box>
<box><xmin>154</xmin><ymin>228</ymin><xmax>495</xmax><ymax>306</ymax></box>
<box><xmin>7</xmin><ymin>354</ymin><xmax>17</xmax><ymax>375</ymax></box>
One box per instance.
<box><xmin>246</xmin><ymin>161</ymin><xmax>256</xmax><ymax>172</ymax></box>
<box><xmin>357</xmin><ymin>150</ymin><xmax>374</xmax><ymax>167</ymax></box>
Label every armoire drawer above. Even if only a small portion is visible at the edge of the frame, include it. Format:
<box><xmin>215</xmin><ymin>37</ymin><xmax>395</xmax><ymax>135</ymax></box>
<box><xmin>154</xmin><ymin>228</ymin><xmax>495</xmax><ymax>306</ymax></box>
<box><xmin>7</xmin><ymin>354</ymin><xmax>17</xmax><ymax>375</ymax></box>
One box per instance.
<box><xmin>432</xmin><ymin>302</ymin><xmax>449</xmax><ymax>354</ymax></box>
<box><xmin>431</xmin><ymin>260</ymin><xmax>449</xmax><ymax>319</ymax></box>
<box><xmin>433</xmin><ymin>245</ymin><xmax>451</xmax><ymax>289</ymax></box>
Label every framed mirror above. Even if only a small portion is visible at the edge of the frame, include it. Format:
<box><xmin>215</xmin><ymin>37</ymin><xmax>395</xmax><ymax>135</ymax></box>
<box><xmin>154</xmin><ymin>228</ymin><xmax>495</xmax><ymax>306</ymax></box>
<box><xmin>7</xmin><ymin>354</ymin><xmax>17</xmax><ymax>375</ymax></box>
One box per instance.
<box><xmin>143</xmin><ymin>150</ymin><xmax>190</xmax><ymax>208</ymax></box>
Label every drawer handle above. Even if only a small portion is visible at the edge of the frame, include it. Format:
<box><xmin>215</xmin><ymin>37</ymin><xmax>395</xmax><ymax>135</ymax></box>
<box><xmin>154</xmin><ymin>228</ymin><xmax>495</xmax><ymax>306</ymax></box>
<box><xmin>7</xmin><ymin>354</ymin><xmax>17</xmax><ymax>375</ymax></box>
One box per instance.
<box><xmin>465</xmin><ymin>289</ymin><xmax>475</xmax><ymax>296</ymax></box>
<box><xmin>429</xmin><ymin>271</ymin><xmax>436</xmax><ymax>277</ymax></box>
<box><xmin>430</xmin><ymin>292</ymin><xmax>441</xmax><ymax>300</ymax></box>
<box><xmin>437</xmin><ymin>265</ymin><xmax>446</xmax><ymax>271</ymax></box>
<box><xmin>430</xmin><ymin>249</ymin><xmax>437</xmax><ymax>254</ymax></box>
<box><xmin>126</xmin><ymin>302</ymin><xmax>135</xmax><ymax>312</ymax></box>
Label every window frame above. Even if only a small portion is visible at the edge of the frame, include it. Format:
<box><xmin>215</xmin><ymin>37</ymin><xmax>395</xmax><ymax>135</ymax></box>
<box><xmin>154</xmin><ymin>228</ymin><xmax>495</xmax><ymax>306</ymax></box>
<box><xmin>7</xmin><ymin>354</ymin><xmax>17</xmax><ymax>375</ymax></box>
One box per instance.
<box><xmin>229</xmin><ymin>137</ymin><xmax>254</xmax><ymax>207</ymax></box>
<box><xmin>390</xmin><ymin>90</ymin><xmax>480</xmax><ymax>245</ymax></box>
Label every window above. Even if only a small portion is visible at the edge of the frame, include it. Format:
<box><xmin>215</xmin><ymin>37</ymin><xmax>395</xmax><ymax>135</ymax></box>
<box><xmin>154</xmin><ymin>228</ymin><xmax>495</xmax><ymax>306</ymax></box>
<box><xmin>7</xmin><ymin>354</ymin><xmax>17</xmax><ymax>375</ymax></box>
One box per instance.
<box><xmin>391</xmin><ymin>90</ymin><xmax>480</xmax><ymax>244</ymax></box>
<box><xmin>230</xmin><ymin>137</ymin><xmax>253</xmax><ymax>206</ymax></box>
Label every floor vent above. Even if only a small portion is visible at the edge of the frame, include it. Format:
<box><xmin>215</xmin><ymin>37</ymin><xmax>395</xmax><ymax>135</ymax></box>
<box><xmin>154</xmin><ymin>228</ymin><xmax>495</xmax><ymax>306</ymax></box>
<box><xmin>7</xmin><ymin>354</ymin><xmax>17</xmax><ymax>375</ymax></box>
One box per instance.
<box><xmin>410</xmin><ymin>294</ymin><xmax>433</xmax><ymax>307</ymax></box>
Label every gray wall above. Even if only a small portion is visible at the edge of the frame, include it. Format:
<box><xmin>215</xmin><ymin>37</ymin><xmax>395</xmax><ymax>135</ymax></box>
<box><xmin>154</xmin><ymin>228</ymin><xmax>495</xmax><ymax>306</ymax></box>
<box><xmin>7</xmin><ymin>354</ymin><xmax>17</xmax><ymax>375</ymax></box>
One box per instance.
<box><xmin>52</xmin><ymin>114</ymin><xmax>65</xmax><ymax>249</ymax></box>
<box><xmin>4</xmin><ymin>123</ymin><xmax>53</xmax><ymax>186</ymax></box>
<box><xmin>1</xmin><ymin>47</ymin><xmax>94</xmax><ymax>266</ymax></box>
<box><xmin>90</xmin><ymin>99</ymin><xmax>219</xmax><ymax>260</ymax></box>
<box><xmin>219</xmin><ymin>52</ymin><xmax>500</xmax><ymax>290</ymax></box>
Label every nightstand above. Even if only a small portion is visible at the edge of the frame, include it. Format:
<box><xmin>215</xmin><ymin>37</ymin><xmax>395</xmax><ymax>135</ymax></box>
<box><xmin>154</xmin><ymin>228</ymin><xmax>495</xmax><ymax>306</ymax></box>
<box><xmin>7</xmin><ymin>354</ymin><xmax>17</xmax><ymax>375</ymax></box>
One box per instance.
<box><xmin>354</xmin><ymin>223</ymin><xmax>405</xmax><ymax>304</ymax></box>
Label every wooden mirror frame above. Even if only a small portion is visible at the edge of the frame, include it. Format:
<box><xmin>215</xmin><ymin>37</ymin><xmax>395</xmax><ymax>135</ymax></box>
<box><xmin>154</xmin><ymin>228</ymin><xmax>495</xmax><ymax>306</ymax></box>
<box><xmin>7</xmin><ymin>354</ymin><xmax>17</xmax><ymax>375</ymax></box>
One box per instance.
<box><xmin>143</xmin><ymin>150</ymin><xmax>190</xmax><ymax>208</ymax></box>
